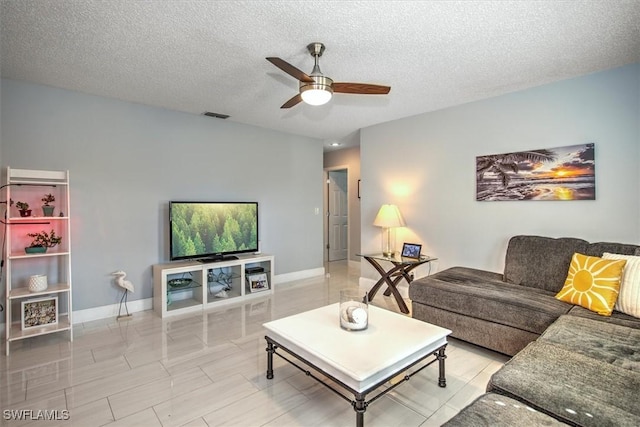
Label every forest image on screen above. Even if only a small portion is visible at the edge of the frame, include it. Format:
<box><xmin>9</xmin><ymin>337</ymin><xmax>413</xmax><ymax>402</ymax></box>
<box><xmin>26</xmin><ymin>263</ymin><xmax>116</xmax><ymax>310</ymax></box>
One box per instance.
<box><xmin>171</xmin><ymin>203</ymin><xmax>258</xmax><ymax>259</ymax></box>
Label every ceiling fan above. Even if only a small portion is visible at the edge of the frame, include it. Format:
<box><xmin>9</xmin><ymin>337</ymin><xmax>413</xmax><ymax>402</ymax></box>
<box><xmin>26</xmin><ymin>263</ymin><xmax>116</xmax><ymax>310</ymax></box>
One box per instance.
<box><xmin>266</xmin><ymin>42</ymin><xmax>391</xmax><ymax>109</ymax></box>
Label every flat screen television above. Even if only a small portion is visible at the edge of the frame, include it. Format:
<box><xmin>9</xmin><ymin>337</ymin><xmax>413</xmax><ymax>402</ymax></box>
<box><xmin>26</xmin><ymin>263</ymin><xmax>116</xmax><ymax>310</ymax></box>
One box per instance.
<box><xmin>169</xmin><ymin>201</ymin><xmax>258</xmax><ymax>262</ymax></box>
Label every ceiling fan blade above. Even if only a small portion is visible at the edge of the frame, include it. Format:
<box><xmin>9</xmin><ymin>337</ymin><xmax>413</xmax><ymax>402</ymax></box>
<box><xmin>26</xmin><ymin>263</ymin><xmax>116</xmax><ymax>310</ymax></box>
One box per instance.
<box><xmin>281</xmin><ymin>94</ymin><xmax>303</xmax><ymax>109</ymax></box>
<box><xmin>333</xmin><ymin>82</ymin><xmax>391</xmax><ymax>95</ymax></box>
<box><xmin>266</xmin><ymin>57</ymin><xmax>314</xmax><ymax>83</ymax></box>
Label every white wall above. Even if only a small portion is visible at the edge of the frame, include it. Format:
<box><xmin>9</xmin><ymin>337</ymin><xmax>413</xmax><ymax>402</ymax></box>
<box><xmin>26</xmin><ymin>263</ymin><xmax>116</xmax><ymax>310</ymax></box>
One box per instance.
<box><xmin>361</xmin><ymin>64</ymin><xmax>640</xmax><ymax>280</ymax></box>
<box><xmin>1</xmin><ymin>79</ymin><xmax>325</xmax><ymax>311</ymax></box>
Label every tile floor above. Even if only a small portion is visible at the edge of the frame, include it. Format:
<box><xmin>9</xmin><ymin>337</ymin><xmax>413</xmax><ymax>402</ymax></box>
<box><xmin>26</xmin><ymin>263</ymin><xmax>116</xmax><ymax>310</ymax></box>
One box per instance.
<box><xmin>0</xmin><ymin>261</ymin><xmax>509</xmax><ymax>426</ymax></box>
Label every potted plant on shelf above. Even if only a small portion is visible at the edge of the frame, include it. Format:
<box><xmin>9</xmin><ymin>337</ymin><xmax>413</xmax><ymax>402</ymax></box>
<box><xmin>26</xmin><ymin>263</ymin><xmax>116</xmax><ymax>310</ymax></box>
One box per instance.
<box><xmin>41</xmin><ymin>193</ymin><xmax>55</xmax><ymax>217</ymax></box>
<box><xmin>25</xmin><ymin>230</ymin><xmax>62</xmax><ymax>254</ymax></box>
<box><xmin>16</xmin><ymin>201</ymin><xmax>32</xmax><ymax>217</ymax></box>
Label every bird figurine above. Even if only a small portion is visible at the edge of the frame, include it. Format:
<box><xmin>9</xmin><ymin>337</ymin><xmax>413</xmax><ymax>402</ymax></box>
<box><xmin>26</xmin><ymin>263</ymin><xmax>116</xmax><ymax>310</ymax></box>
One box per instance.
<box><xmin>112</xmin><ymin>270</ymin><xmax>134</xmax><ymax>319</ymax></box>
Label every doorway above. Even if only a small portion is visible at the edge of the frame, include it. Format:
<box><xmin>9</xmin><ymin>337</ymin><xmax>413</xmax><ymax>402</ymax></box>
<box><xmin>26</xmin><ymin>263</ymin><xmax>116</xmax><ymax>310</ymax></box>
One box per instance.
<box><xmin>327</xmin><ymin>169</ymin><xmax>348</xmax><ymax>261</ymax></box>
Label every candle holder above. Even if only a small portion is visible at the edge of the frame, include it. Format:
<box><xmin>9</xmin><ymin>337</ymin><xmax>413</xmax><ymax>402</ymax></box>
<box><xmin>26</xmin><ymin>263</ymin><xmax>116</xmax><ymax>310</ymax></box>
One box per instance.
<box><xmin>339</xmin><ymin>289</ymin><xmax>369</xmax><ymax>331</ymax></box>
<box><xmin>28</xmin><ymin>275</ymin><xmax>48</xmax><ymax>292</ymax></box>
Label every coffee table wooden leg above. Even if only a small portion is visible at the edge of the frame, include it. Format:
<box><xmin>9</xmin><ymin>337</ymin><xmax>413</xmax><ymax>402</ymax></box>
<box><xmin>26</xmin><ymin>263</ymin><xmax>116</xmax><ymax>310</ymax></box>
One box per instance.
<box><xmin>353</xmin><ymin>393</ymin><xmax>367</xmax><ymax>427</ymax></box>
<box><xmin>437</xmin><ymin>346</ymin><xmax>447</xmax><ymax>387</ymax></box>
<box><xmin>266</xmin><ymin>339</ymin><xmax>275</xmax><ymax>379</ymax></box>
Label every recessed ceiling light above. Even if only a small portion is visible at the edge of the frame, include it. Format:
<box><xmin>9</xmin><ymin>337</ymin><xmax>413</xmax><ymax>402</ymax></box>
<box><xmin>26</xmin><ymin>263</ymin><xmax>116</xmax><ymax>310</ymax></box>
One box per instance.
<box><xmin>330</xmin><ymin>142</ymin><xmax>341</xmax><ymax>147</ymax></box>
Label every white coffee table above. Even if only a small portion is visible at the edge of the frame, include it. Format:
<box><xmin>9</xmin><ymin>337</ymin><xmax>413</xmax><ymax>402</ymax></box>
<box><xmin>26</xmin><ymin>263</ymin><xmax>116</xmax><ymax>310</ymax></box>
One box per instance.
<box><xmin>263</xmin><ymin>303</ymin><xmax>451</xmax><ymax>426</ymax></box>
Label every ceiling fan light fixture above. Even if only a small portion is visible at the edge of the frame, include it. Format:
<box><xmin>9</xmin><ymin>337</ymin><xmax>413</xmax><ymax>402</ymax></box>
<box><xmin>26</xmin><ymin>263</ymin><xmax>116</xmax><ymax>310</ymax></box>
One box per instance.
<box><xmin>301</xmin><ymin>87</ymin><xmax>332</xmax><ymax>106</ymax></box>
<box><xmin>300</xmin><ymin>75</ymin><xmax>334</xmax><ymax>106</ymax></box>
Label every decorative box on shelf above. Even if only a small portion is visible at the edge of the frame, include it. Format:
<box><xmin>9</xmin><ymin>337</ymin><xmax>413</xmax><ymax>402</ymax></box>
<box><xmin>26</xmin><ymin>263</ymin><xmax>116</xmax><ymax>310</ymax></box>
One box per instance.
<box><xmin>247</xmin><ymin>273</ymin><xmax>269</xmax><ymax>293</ymax></box>
<box><xmin>21</xmin><ymin>296</ymin><xmax>58</xmax><ymax>330</ymax></box>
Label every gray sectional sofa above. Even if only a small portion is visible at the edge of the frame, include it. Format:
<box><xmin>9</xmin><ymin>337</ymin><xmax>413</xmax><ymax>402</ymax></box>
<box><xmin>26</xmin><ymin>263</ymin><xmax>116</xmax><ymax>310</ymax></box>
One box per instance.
<box><xmin>444</xmin><ymin>312</ymin><xmax>640</xmax><ymax>426</ymax></box>
<box><xmin>409</xmin><ymin>235</ymin><xmax>639</xmax><ymax>356</ymax></box>
<box><xmin>408</xmin><ymin>235</ymin><xmax>640</xmax><ymax>426</ymax></box>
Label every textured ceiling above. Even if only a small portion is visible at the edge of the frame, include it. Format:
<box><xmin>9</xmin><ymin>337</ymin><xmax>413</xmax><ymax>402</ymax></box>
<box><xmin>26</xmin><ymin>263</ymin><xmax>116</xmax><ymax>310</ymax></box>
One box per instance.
<box><xmin>2</xmin><ymin>1</ymin><xmax>639</xmax><ymax>151</ymax></box>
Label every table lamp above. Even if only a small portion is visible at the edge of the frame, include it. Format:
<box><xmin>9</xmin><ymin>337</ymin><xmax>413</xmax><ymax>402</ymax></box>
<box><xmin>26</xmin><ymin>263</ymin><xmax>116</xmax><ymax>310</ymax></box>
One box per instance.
<box><xmin>373</xmin><ymin>204</ymin><xmax>406</xmax><ymax>257</ymax></box>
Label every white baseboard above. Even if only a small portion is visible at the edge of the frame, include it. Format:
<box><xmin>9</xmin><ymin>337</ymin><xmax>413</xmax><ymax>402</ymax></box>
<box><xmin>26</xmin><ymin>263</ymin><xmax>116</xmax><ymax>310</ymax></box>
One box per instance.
<box><xmin>273</xmin><ymin>267</ymin><xmax>325</xmax><ymax>284</ymax></box>
<box><xmin>72</xmin><ymin>297</ymin><xmax>153</xmax><ymax>324</ymax></box>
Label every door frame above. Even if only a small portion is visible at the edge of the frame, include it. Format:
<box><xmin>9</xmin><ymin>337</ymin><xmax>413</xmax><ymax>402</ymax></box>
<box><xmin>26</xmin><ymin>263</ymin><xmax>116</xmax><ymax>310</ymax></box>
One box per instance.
<box><xmin>324</xmin><ymin>165</ymin><xmax>350</xmax><ymax>263</ymax></box>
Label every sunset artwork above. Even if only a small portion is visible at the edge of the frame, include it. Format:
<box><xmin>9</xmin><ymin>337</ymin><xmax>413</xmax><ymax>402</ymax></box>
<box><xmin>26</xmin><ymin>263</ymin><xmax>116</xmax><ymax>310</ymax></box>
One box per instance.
<box><xmin>476</xmin><ymin>143</ymin><xmax>595</xmax><ymax>201</ymax></box>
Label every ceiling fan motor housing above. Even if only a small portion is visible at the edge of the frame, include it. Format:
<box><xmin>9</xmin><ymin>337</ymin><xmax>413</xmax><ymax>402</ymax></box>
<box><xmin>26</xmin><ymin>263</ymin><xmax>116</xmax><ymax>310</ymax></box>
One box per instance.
<box><xmin>300</xmin><ymin>75</ymin><xmax>334</xmax><ymax>94</ymax></box>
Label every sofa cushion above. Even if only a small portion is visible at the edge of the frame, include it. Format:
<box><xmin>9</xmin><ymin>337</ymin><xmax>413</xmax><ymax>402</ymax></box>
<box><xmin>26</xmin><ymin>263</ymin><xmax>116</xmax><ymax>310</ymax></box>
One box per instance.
<box><xmin>539</xmin><ymin>315</ymin><xmax>640</xmax><ymax>372</ymax></box>
<box><xmin>602</xmin><ymin>253</ymin><xmax>640</xmax><ymax>318</ymax></box>
<box><xmin>503</xmin><ymin>235</ymin><xmax>589</xmax><ymax>293</ymax></box>
<box><xmin>488</xmin><ymin>340</ymin><xmax>640</xmax><ymax>426</ymax></box>
<box><xmin>567</xmin><ymin>305</ymin><xmax>640</xmax><ymax>330</ymax></box>
<box><xmin>585</xmin><ymin>241</ymin><xmax>640</xmax><ymax>257</ymax></box>
<box><xmin>409</xmin><ymin>266</ymin><xmax>572</xmax><ymax>335</ymax></box>
<box><xmin>443</xmin><ymin>392</ymin><xmax>568</xmax><ymax>426</ymax></box>
<box><xmin>555</xmin><ymin>253</ymin><xmax>626</xmax><ymax>316</ymax></box>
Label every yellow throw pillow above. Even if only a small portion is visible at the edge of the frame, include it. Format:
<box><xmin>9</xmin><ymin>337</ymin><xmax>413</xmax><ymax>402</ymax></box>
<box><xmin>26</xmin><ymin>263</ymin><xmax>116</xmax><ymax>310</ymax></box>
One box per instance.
<box><xmin>555</xmin><ymin>253</ymin><xmax>627</xmax><ymax>316</ymax></box>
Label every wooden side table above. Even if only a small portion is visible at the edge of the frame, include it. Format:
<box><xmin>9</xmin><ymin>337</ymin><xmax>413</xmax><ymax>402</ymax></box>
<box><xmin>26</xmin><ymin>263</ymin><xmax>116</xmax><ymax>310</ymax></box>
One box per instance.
<box><xmin>358</xmin><ymin>253</ymin><xmax>437</xmax><ymax>314</ymax></box>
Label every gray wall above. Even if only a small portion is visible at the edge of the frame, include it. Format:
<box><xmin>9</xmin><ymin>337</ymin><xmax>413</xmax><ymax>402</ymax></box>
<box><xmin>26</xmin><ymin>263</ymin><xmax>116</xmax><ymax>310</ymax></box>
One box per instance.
<box><xmin>323</xmin><ymin>146</ymin><xmax>361</xmax><ymax>262</ymax></box>
<box><xmin>360</xmin><ymin>63</ymin><xmax>640</xmax><ymax>279</ymax></box>
<box><xmin>1</xmin><ymin>79</ymin><xmax>325</xmax><ymax>310</ymax></box>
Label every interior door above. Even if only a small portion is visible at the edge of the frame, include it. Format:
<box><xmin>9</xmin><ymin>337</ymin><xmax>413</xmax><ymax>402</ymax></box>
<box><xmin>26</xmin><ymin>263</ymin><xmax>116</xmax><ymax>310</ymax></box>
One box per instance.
<box><xmin>328</xmin><ymin>170</ymin><xmax>348</xmax><ymax>261</ymax></box>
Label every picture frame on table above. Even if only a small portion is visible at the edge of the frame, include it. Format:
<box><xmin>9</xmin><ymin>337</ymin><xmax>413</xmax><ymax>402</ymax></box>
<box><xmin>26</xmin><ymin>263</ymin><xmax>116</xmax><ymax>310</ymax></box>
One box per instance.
<box><xmin>22</xmin><ymin>296</ymin><xmax>58</xmax><ymax>330</ymax></box>
<box><xmin>247</xmin><ymin>273</ymin><xmax>269</xmax><ymax>293</ymax></box>
<box><xmin>401</xmin><ymin>243</ymin><xmax>422</xmax><ymax>259</ymax></box>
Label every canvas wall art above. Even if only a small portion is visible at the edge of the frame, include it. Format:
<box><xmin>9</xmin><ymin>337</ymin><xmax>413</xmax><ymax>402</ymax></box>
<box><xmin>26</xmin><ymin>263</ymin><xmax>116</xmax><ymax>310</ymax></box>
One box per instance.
<box><xmin>476</xmin><ymin>143</ymin><xmax>595</xmax><ymax>201</ymax></box>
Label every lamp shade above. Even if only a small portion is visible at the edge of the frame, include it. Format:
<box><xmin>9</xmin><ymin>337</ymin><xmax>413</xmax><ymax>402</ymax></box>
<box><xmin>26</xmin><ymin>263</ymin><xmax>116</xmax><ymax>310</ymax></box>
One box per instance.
<box><xmin>373</xmin><ymin>204</ymin><xmax>406</xmax><ymax>228</ymax></box>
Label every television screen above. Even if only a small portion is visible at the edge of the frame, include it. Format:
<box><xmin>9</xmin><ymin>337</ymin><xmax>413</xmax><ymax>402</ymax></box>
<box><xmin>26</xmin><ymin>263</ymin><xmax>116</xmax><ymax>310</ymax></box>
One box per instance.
<box><xmin>170</xmin><ymin>201</ymin><xmax>258</xmax><ymax>261</ymax></box>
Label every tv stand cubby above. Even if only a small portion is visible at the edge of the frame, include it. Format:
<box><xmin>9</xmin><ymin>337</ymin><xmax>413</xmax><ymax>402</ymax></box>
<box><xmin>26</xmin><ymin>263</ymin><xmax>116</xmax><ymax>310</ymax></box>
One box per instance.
<box><xmin>153</xmin><ymin>254</ymin><xmax>274</xmax><ymax>318</ymax></box>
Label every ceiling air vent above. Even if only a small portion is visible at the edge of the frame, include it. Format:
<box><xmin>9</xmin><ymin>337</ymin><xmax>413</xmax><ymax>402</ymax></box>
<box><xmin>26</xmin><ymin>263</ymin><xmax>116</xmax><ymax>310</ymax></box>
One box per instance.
<box><xmin>203</xmin><ymin>111</ymin><xmax>230</xmax><ymax>119</ymax></box>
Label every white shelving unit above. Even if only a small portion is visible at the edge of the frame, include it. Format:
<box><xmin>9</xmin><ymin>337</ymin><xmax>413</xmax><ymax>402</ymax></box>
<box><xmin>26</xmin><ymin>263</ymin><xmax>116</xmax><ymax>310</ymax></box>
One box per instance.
<box><xmin>3</xmin><ymin>168</ymin><xmax>72</xmax><ymax>355</ymax></box>
<box><xmin>153</xmin><ymin>254</ymin><xmax>274</xmax><ymax>318</ymax></box>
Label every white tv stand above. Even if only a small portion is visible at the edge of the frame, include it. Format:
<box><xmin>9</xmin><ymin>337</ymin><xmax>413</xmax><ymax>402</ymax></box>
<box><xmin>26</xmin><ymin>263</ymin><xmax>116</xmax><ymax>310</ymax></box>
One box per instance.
<box><xmin>152</xmin><ymin>253</ymin><xmax>274</xmax><ymax>318</ymax></box>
